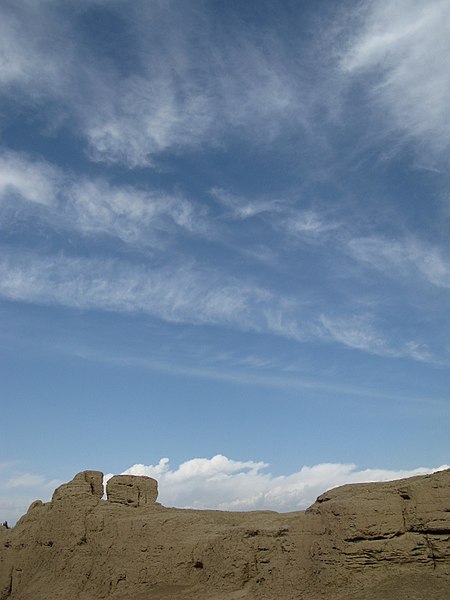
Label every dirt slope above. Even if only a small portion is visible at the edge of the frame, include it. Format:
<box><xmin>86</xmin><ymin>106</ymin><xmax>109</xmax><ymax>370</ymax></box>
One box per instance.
<box><xmin>1</xmin><ymin>469</ymin><xmax>449</xmax><ymax>599</ymax></box>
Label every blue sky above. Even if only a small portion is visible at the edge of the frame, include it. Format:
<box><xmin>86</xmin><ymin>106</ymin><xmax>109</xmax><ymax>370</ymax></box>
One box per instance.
<box><xmin>1</xmin><ymin>0</ymin><xmax>449</xmax><ymax>522</ymax></box>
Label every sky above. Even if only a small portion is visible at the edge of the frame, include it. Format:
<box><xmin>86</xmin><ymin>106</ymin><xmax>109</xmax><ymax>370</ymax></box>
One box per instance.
<box><xmin>1</xmin><ymin>0</ymin><xmax>449</xmax><ymax>524</ymax></box>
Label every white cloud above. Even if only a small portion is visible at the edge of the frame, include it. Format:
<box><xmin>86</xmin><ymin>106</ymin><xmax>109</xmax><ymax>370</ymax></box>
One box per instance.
<box><xmin>5</xmin><ymin>244</ymin><xmax>429</xmax><ymax>362</ymax></box>
<box><xmin>280</xmin><ymin>210</ymin><xmax>340</xmax><ymax>238</ymax></box>
<box><xmin>0</xmin><ymin>249</ymin><xmax>295</xmax><ymax>336</ymax></box>
<box><xmin>210</xmin><ymin>187</ymin><xmax>340</xmax><ymax>244</ymax></box>
<box><xmin>0</xmin><ymin>1</ymin><xmax>321</xmax><ymax>167</ymax></box>
<box><xmin>0</xmin><ymin>150</ymin><xmax>207</xmax><ymax>245</ymax></box>
<box><xmin>5</xmin><ymin>0</ymin><xmax>449</xmax><ymax>169</ymax></box>
<box><xmin>83</xmin><ymin>56</ymin><xmax>301</xmax><ymax>167</ymax></box>
<box><xmin>317</xmin><ymin>313</ymin><xmax>436</xmax><ymax>363</ymax></box>
<box><xmin>117</xmin><ymin>455</ymin><xmax>449</xmax><ymax>512</ymax></box>
<box><xmin>67</xmin><ymin>179</ymin><xmax>206</xmax><ymax>242</ymax></box>
<box><xmin>0</xmin><ymin>7</ymin><xmax>53</xmax><ymax>88</ymax></box>
<box><xmin>84</xmin><ymin>74</ymin><xmax>216</xmax><ymax>167</ymax></box>
<box><xmin>86</xmin><ymin>4</ymin><xmax>314</xmax><ymax>168</ymax></box>
<box><xmin>318</xmin><ymin>314</ymin><xmax>391</xmax><ymax>355</ymax></box>
<box><xmin>0</xmin><ymin>236</ymin><xmax>440</xmax><ymax>364</ymax></box>
<box><xmin>0</xmin><ymin>149</ymin><xmax>443</xmax><ymax>364</ymax></box>
<box><xmin>1</xmin><ymin>457</ymin><xmax>447</xmax><ymax>525</ymax></box>
<box><xmin>210</xmin><ymin>187</ymin><xmax>285</xmax><ymax>220</ymax></box>
<box><xmin>0</xmin><ymin>152</ymin><xmax>60</xmax><ymax>206</ymax></box>
<box><xmin>348</xmin><ymin>236</ymin><xmax>450</xmax><ymax>289</ymax></box>
<box><xmin>341</xmin><ymin>0</ymin><xmax>450</xmax><ymax>162</ymax></box>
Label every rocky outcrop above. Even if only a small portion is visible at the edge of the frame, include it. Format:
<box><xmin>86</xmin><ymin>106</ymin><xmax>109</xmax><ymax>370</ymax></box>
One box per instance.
<box><xmin>52</xmin><ymin>470</ymin><xmax>104</xmax><ymax>503</ymax></box>
<box><xmin>304</xmin><ymin>471</ymin><xmax>450</xmax><ymax>596</ymax></box>
<box><xmin>0</xmin><ymin>469</ymin><xmax>449</xmax><ymax>600</ymax></box>
<box><xmin>106</xmin><ymin>475</ymin><xmax>158</xmax><ymax>507</ymax></box>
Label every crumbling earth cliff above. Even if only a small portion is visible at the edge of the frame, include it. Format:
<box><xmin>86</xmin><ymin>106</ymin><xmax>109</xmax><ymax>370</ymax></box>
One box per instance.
<box><xmin>0</xmin><ymin>468</ymin><xmax>449</xmax><ymax>599</ymax></box>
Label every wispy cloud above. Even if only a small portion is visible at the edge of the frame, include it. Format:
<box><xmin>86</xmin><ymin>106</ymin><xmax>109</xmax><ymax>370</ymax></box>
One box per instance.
<box><xmin>117</xmin><ymin>455</ymin><xmax>449</xmax><ymax>512</ymax></box>
<box><xmin>68</xmin><ymin>179</ymin><xmax>206</xmax><ymax>242</ymax></box>
<box><xmin>0</xmin><ymin>4</ymin><xmax>447</xmax><ymax>370</ymax></box>
<box><xmin>4</xmin><ymin>0</ymin><xmax>449</xmax><ymax>170</ymax></box>
<box><xmin>317</xmin><ymin>313</ymin><xmax>434</xmax><ymax>363</ymax></box>
<box><xmin>318</xmin><ymin>314</ymin><xmax>392</xmax><ymax>355</ymax></box>
<box><xmin>278</xmin><ymin>210</ymin><xmax>340</xmax><ymax>239</ymax></box>
<box><xmin>0</xmin><ymin>150</ymin><xmax>207</xmax><ymax>246</ymax></box>
<box><xmin>0</xmin><ymin>249</ymin><xmax>301</xmax><ymax>337</ymax></box>
<box><xmin>0</xmin><ymin>1</ymin><xmax>322</xmax><ymax>168</ymax></box>
<box><xmin>210</xmin><ymin>187</ymin><xmax>285</xmax><ymax>220</ymax></box>
<box><xmin>82</xmin><ymin>2</ymin><xmax>313</xmax><ymax>167</ymax></box>
<box><xmin>341</xmin><ymin>0</ymin><xmax>450</xmax><ymax>163</ymax></box>
<box><xmin>67</xmin><ymin>347</ymin><xmax>450</xmax><ymax>412</ymax></box>
<box><xmin>211</xmin><ymin>186</ymin><xmax>341</xmax><ymax>246</ymax></box>
<box><xmin>0</xmin><ymin>152</ymin><xmax>61</xmax><ymax>207</ymax></box>
<box><xmin>0</xmin><ymin>240</ymin><xmax>440</xmax><ymax>364</ymax></box>
<box><xmin>348</xmin><ymin>236</ymin><xmax>450</xmax><ymax>289</ymax></box>
<box><xmin>0</xmin><ymin>4</ymin><xmax>62</xmax><ymax>89</ymax></box>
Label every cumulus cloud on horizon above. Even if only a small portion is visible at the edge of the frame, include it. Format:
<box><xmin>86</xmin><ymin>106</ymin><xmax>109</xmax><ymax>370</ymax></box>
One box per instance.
<box><xmin>115</xmin><ymin>455</ymin><xmax>449</xmax><ymax>512</ymax></box>
<box><xmin>2</xmin><ymin>455</ymin><xmax>448</xmax><ymax>525</ymax></box>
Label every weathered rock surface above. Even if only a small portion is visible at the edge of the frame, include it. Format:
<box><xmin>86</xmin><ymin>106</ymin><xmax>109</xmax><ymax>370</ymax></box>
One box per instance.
<box><xmin>52</xmin><ymin>470</ymin><xmax>104</xmax><ymax>503</ymax></box>
<box><xmin>0</xmin><ymin>469</ymin><xmax>449</xmax><ymax>599</ymax></box>
<box><xmin>106</xmin><ymin>475</ymin><xmax>158</xmax><ymax>507</ymax></box>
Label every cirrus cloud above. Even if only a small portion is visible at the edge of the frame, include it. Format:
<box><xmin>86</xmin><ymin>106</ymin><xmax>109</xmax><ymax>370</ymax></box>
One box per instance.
<box><xmin>341</xmin><ymin>0</ymin><xmax>450</xmax><ymax>163</ymax></box>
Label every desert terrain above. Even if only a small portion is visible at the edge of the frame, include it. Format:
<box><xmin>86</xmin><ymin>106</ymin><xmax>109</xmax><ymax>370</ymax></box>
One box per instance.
<box><xmin>1</xmin><ymin>468</ymin><xmax>449</xmax><ymax>599</ymax></box>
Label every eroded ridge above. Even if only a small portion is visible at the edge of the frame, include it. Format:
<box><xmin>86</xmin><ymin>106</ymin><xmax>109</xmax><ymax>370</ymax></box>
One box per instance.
<box><xmin>1</xmin><ymin>468</ymin><xmax>449</xmax><ymax>599</ymax></box>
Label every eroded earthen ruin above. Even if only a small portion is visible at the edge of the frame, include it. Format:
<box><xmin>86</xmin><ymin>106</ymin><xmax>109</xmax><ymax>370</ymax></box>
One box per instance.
<box><xmin>1</xmin><ymin>468</ymin><xmax>449</xmax><ymax>599</ymax></box>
